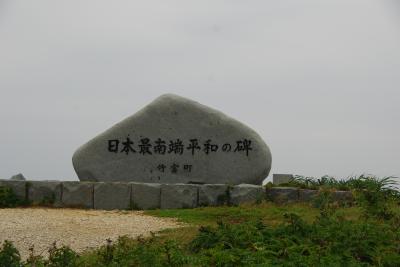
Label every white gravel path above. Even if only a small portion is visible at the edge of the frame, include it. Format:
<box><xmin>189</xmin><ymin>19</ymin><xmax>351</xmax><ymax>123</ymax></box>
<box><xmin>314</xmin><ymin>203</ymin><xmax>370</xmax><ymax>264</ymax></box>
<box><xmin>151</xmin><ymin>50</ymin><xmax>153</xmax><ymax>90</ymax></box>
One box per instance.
<box><xmin>0</xmin><ymin>208</ymin><xmax>181</xmax><ymax>260</ymax></box>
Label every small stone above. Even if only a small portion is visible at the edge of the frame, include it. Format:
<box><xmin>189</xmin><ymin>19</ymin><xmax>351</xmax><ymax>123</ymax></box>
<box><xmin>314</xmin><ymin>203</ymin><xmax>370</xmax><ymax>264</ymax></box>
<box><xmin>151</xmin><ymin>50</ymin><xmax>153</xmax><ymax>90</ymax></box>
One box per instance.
<box><xmin>266</xmin><ymin>187</ymin><xmax>299</xmax><ymax>203</ymax></box>
<box><xmin>198</xmin><ymin>184</ymin><xmax>229</xmax><ymax>206</ymax></box>
<box><xmin>229</xmin><ymin>184</ymin><xmax>265</xmax><ymax>206</ymax></box>
<box><xmin>10</xmin><ymin>173</ymin><xmax>26</xmax><ymax>181</ymax></box>
<box><xmin>160</xmin><ymin>184</ymin><xmax>199</xmax><ymax>209</ymax></box>
<box><xmin>94</xmin><ymin>182</ymin><xmax>131</xmax><ymax>210</ymax></box>
<box><xmin>131</xmin><ymin>183</ymin><xmax>161</xmax><ymax>210</ymax></box>
<box><xmin>73</xmin><ymin>94</ymin><xmax>271</xmax><ymax>185</ymax></box>
<box><xmin>62</xmin><ymin>182</ymin><xmax>94</xmax><ymax>209</ymax></box>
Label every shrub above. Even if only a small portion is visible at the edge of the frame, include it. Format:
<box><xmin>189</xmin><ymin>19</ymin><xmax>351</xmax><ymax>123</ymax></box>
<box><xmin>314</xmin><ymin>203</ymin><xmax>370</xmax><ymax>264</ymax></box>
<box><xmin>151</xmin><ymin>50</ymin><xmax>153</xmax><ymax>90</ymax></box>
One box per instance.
<box><xmin>46</xmin><ymin>242</ymin><xmax>79</xmax><ymax>267</ymax></box>
<box><xmin>351</xmin><ymin>176</ymin><xmax>399</xmax><ymax>220</ymax></box>
<box><xmin>189</xmin><ymin>210</ymin><xmax>400</xmax><ymax>266</ymax></box>
<box><xmin>0</xmin><ymin>186</ymin><xmax>21</xmax><ymax>208</ymax></box>
<box><xmin>0</xmin><ymin>240</ymin><xmax>21</xmax><ymax>267</ymax></box>
<box><xmin>25</xmin><ymin>245</ymin><xmax>46</xmax><ymax>266</ymax></box>
<box><xmin>40</xmin><ymin>194</ymin><xmax>56</xmax><ymax>206</ymax></box>
<box><xmin>287</xmin><ymin>175</ymin><xmax>399</xmax><ymax>196</ymax></box>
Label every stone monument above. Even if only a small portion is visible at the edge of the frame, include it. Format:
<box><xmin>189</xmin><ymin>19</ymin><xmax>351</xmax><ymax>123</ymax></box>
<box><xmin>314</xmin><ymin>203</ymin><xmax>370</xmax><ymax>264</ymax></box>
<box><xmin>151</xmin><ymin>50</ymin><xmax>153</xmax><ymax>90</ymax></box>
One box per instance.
<box><xmin>73</xmin><ymin>94</ymin><xmax>271</xmax><ymax>185</ymax></box>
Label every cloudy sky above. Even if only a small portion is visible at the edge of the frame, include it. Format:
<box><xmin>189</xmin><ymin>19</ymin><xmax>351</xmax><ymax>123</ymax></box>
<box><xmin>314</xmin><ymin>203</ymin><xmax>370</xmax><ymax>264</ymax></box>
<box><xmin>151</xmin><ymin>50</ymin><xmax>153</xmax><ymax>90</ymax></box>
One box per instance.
<box><xmin>0</xmin><ymin>0</ymin><xmax>399</xmax><ymax>182</ymax></box>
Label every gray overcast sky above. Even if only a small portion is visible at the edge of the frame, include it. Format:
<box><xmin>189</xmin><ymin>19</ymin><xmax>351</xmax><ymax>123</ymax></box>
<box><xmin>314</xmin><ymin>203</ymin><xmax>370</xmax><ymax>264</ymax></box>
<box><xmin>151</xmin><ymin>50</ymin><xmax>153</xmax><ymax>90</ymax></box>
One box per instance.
<box><xmin>1</xmin><ymin>0</ymin><xmax>399</xmax><ymax>182</ymax></box>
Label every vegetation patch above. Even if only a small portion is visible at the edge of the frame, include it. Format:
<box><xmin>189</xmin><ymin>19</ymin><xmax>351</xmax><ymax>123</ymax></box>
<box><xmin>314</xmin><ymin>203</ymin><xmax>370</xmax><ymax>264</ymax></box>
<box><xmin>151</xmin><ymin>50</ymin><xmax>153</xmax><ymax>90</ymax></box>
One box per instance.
<box><xmin>270</xmin><ymin>174</ymin><xmax>400</xmax><ymax>194</ymax></box>
<box><xmin>0</xmin><ymin>176</ymin><xmax>399</xmax><ymax>266</ymax></box>
<box><xmin>0</xmin><ymin>186</ymin><xmax>21</xmax><ymax>208</ymax></box>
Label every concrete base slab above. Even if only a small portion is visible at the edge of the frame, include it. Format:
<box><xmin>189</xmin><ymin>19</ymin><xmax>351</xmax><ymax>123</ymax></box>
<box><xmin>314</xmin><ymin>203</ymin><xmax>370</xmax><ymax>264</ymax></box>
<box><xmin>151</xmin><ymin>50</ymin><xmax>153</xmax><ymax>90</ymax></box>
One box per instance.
<box><xmin>62</xmin><ymin>182</ymin><xmax>94</xmax><ymax>209</ymax></box>
<box><xmin>131</xmin><ymin>183</ymin><xmax>161</xmax><ymax>210</ymax></box>
<box><xmin>299</xmin><ymin>189</ymin><xmax>319</xmax><ymax>202</ymax></box>
<box><xmin>161</xmin><ymin>184</ymin><xmax>199</xmax><ymax>209</ymax></box>
<box><xmin>198</xmin><ymin>184</ymin><xmax>229</xmax><ymax>206</ymax></box>
<box><xmin>28</xmin><ymin>181</ymin><xmax>62</xmax><ymax>205</ymax></box>
<box><xmin>94</xmin><ymin>182</ymin><xmax>130</xmax><ymax>210</ymax></box>
<box><xmin>266</xmin><ymin>187</ymin><xmax>299</xmax><ymax>203</ymax></box>
<box><xmin>229</xmin><ymin>184</ymin><xmax>264</xmax><ymax>206</ymax></box>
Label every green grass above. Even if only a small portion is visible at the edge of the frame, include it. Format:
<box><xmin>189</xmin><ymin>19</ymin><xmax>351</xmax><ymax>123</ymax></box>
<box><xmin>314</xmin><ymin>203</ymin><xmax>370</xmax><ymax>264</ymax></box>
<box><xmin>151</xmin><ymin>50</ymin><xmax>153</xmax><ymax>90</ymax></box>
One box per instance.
<box><xmin>1</xmin><ymin>176</ymin><xmax>399</xmax><ymax>266</ymax></box>
<box><xmin>2</xmin><ymin>200</ymin><xmax>396</xmax><ymax>267</ymax></box>
<box><xmin>145</xmin><ymin>202</ymin><xmax>361</xmax><ymax>226</ymax></box>
<box><xmin>144</xmin><ymin>202</ymin><xmax>366</xmax><ymax>252</ymax></box>
<box><xmin>1</xmin><ymin>201</ymin><xmax>399</xmax><ymax>266</ymax></box>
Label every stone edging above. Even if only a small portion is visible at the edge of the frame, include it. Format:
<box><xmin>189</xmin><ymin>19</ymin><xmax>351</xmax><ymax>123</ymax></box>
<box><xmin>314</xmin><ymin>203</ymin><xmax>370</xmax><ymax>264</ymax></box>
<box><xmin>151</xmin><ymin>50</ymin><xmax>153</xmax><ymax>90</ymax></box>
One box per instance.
<box><xmin>0</xmin><ymin>180</ymin><xmax>353</xmax><ymax>210</ymax></box>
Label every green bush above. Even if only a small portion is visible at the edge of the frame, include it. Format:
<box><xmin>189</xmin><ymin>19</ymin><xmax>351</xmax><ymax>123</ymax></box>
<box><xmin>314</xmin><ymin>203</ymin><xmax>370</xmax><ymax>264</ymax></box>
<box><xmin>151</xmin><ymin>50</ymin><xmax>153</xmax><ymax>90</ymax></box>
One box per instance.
<box><xmin>286</xmin><ymin>175</ymin><xmax>399</xmax><ymax>197</ymax></box>
<box><xmin>47</xmin><ymin>243</ymin><xmax>79</xmax><ymax>267</ymax></box>
<box><xmin>23</xmin><ymin>242</ymin><xmax>79</xmax><ymax>267</ymax></box>
<box><xmin>40</xmin><ymin>194</ymin><xmax>56</xmax><ymax>206</ymax></box>
<box><xmin>188</xmin><ymin>211</ymin><xmax>400</xmax><ymax>266</ymax></box>
<box><xmin>0</xmin><ymin>240</ymin><xmax>21</xmax><ymax>267</ymax></box>
<box><xmin>0</xmin><ymin>186</ymin><xmax>21</xmax><ymax>208</ymax></box>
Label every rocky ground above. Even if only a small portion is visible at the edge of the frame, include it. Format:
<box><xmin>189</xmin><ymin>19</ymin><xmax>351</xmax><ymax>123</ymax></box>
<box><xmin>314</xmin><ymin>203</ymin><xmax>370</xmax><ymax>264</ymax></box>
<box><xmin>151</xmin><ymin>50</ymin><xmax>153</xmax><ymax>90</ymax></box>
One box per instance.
<box><xmin>0</xmin><ymin>208</ymin><xmax>181</xmax><ymax>260</ymax></box>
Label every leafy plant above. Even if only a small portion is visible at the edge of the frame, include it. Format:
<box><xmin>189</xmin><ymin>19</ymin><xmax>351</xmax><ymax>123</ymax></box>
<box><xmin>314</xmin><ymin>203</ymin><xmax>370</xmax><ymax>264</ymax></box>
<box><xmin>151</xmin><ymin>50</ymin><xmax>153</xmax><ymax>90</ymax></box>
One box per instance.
<box><xmin>285</xmin><ymin>175</ymin><xmax>399</xmax><ymax>197</ymax></box>
<box><xmin>0</xmin><ymin>240</ymin><xmax>21</xmax><ymax>267</ymax></box>
<box><xmin>0</xmin><ymin>186</ymin><xmax>21</xmax><ymax>208</ymax></box>
<box><xmin>25</xmin><ymin>245</ymin><xmax>46</xmax><ymax>266</ymax></box>
<box><xmin>46</xmin><ymin>242</ymin><xmax>79</xmax><ymax>267</ymax></box>
<box><xmin>351</xmin><ymin>176</ymin><xmax>399</xmax><ymax>219</ymax></box>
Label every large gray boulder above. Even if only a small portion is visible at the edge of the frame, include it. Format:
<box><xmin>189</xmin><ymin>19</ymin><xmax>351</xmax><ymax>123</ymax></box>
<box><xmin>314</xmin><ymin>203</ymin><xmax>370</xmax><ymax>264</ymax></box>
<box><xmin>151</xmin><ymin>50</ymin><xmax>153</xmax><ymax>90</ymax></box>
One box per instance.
<box><xmin>72</xmin><ymin>94</ymin><xmax>271</xmax><ymax>185</ymax></box>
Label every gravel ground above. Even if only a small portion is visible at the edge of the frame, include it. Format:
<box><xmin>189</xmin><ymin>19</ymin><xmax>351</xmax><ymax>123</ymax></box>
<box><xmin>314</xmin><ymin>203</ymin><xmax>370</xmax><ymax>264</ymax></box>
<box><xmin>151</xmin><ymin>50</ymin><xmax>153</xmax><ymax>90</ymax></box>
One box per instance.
<box><xmin>0</xmin><ymin>208</ymin><xmax>181</xmax><ymax>260</ymax></box>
